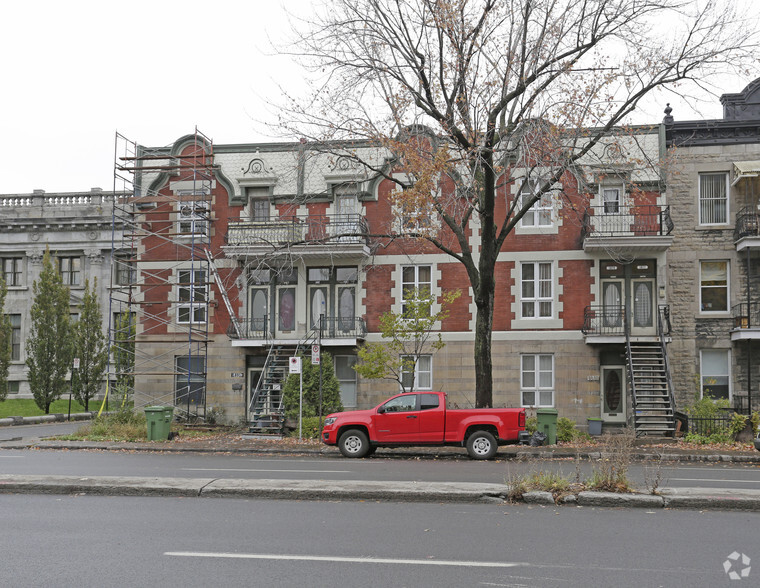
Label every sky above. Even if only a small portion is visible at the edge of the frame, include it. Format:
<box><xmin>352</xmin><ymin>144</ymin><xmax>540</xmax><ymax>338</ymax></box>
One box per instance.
<box><xmin>0</xmin><ymin>0</ymin><xmax>756</xmax><ymax>195</ymax></box>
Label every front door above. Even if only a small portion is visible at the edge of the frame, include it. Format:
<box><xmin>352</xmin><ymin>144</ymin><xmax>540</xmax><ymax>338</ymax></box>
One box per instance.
<box><xmin>601</xmin><ymin>279</ymin><xmax>624</xmax><ymax>333</ymax></box>
<box><xmin>276</xmin><ymin>285</ymin><xmax>297</xmax><ymax>336</ymax></box>
<box><xmin>630</xmin><ymin>278</ymin><xmax>655</xmax><ymax>336</ymax></box>
<box><xmin>249</xmin><ymin>287</ymin><xmax>269</xmax><ymax>337</ymax></box>
<box><xmin>601</xmin><ymin>367</ymin><xmax>626</xmax><ymax>423</ymax></box>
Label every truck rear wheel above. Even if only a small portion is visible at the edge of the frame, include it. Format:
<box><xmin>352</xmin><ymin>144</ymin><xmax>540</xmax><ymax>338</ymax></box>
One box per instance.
<box><xmin>466</xmin><ymin>430</ymin><xmax>498</xmax><ymax>460</ymax></box>
<box><xmin>338</xmin><ymin>429</ymin><xmax>370</xmax><ymax>458</ymax></box>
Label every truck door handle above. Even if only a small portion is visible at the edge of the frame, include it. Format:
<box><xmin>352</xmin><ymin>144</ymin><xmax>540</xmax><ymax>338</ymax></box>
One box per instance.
<box><xmin>406</xmin><ymin>415</ymin><xmax>417</xmax><ymax>419</ymax></box>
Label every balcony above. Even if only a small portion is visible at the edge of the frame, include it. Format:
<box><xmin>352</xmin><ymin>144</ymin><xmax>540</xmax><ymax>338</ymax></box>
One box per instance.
<box><xmin>223</xmin><ymin>214</ymin><xmax>371</xmax><ymax>260</ymax></box>
<box><xmin>734</xmin><ymin>207</ymin><xmax>760</xmax><ymax>252</ymax></box>
<box><xmin>582</xmin><ymin>304</ymin><xmax>670</xmax><ymax>343</ymax></box>
<box><xmin>731</xmin><ymin>303</ymin><xmax>760</xmax><ymax>341</ymax></box>
<box><xmin>229</xmin><ymin>314</ymin><xmax>367</xmax><ymax>347</ymax></box>
<box><xmin>581</xmin><ymin>205</ymin><xmax>674</xmax><ymax>253</ymax></box>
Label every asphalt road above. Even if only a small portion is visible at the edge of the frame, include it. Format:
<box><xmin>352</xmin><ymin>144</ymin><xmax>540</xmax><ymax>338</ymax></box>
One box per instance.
<box><xmin>2</xmin><ymin>447</ymin><xmax>760</xmax><ymax>491</ymax></box>
<box><xmin>1</xmin><ymin>494</ymin><xmax>757</xmax><ymax>587</ymax></box>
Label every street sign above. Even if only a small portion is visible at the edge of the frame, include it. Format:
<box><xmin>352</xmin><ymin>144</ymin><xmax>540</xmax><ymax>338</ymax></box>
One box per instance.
<box><xmin>289</xmin><ymin>356</ymin><xmax>302</xmax><ymax>374</ymax></box>
<box><xmin>73</xmin><ymin>358</ymin><xmax>80</xmax><ymax>369</ymax></box>
<box><xmin>311</xmin><ymin>344</ymin><xmax>320</xmax><ymax>365</ymax></box>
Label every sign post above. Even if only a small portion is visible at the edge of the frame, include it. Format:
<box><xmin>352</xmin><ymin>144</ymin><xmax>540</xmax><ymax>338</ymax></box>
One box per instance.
<box><xmin>289</xmin><ymin>357</ymin><xmax>303</xmax><ymax>439</ymax></box>
<box><xmin>69</xmin><ymin>358</ymin><xmax>80</xmax><ymax>421</ymax></box>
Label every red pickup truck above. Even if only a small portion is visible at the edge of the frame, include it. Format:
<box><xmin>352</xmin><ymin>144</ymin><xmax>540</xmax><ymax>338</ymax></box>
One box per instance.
<box><xmin>321</xmin><ymin>391</ymin><xmax>525</xmax><ymax>459</ymax></box>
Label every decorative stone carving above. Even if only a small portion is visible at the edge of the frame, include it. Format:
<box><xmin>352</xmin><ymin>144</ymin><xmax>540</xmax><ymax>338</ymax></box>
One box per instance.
<box><xmin>27</xmin><ymin>251</ymin><xmax>43</xmax><ymax>264</ymax></box>
<box><xmin>243</xmin><ymin>158</ymin><xmax>267</xmax><ymax>175</ymax></box>
<box><xmin>86</xmin><ymin>250</ymin><xmax>104</xmax><ymax>264</ymax></box>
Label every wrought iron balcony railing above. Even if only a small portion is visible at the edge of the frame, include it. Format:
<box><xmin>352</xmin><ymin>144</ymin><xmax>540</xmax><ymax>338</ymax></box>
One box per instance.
<box><xmin>734</xmin><ymin>206</ymin><xmax>760</xmax><ymax>241</ymax></box>
<box><xmin>582</xmin><ymin>304</ymin><xmax>626</xmax><ymax>336</ymax></box>
<box><xmin>732</xmin><ymin>302</ymin><xmax>760</xmax><ymax>330</ymax></box>
<box><xmin>225</xmin><ymin>214</ymin><xmax>370</xmax><ymax>248</ymax></box>
<box><xmin>581</xmin><ymin>205</ymin><xmax>673</xmax><ymax>239</ymax></box>
<box><xmin>582</xmin><ymin>304</ymin><xmax>671</xmax><ymax>337</ymax></box>
<box><xmin>228</xmin><ymin>314</ymin><xmax>367</xmax><ymax>340</ymax></box>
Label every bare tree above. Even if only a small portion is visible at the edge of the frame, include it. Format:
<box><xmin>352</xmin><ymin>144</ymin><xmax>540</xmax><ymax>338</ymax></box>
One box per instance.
<box><xmin>278</xmin><ymin>0</ymin><xmax>757</xmax><ymax>407</ymax></box>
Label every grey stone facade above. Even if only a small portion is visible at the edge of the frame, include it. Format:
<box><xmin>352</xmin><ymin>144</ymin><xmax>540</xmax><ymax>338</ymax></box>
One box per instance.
<box><xmin>0</xmin><ymin>189</ymin><xmax>121</xmax><ymax>400</ymax></box>
<box><xmin>665</xmin><ymin>77</ymin><xmax>760</xmax><ymax>412</ymax></box>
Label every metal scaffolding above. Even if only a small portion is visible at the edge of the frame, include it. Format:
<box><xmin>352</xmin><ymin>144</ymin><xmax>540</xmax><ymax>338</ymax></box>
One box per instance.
<box><xmin>109</xmin><ymin>129</ymin><xmax>214</xmax><ymax>420</ymax></box>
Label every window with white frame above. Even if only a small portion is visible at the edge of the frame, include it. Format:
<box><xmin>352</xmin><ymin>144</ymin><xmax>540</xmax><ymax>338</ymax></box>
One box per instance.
<box><xmin>335</xmin><ymin>355</ymin><xmax>358</xmax><ymax>408</ymax></box>
<box><xmin>521</xmin><ymin>262</ymin><xmax>553</xmax><ymax>318</ymax></box>
<box><xmin>178</xmin><ymin>202</ymin><xmax>209</xmax><ymax>235</ymax></box>
<box><xmin>700</xmin><ymin>349</ymin><xmax>730</xmax><ymax>400</ymax></box>
<box><xmin>699</xmin><ymin>172</ymin><xmax>728</xmax><ymax>225</ymax></box>
<box><xmin>58</xmin><ymin>256</ymin><xmax>81</xmax><ymax>286</ymax></box>
<box><xmin>519</xmin><ymin>182</ymin><xmax>552</xmax><ymax>227</ymax></box>
<box><xmin>401</xmin><ymin>264</ymin><xmax>432</xmax><ymax>317</ymax></box>
<box><xmin>400</xmin><ymin>354</ymin><xmax>432</xmax><ymax>391</ymax></box>
<box><xmin>700</xmin><ymin>260</ymin><xmax>728</xmax><ymax>312</ymax></box>
<box><xmin>177</xmin><ymin>269</ymin><xmax>207</xmax><ymax>324</ymax></box>
<box><xmin>2</xmin><ymin>257</ymin><xmax>22</xmax><ymax>287</ymax></box>
<box><xmin>602</xmin><ymin>186</ymin><xmax>622</xmax><ymax>214</ymax></box>
<box><xmin>248</xmin><ymin>186</ymin><xmax>270</xmax><ymax>222</ymax></box>
<box><xmin>521</xmin><ymin>354</ymin><xmax>554</xmax><ymax>407</ymax></box>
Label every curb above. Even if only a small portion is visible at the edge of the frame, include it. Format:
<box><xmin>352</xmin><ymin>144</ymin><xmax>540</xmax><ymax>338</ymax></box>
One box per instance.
<box><xmin>0</xmin><ymin>412</ymin><xmax>96</xmax><ymax>427</ymax></box>
<box><xmin>1</xmin><ymin>474</ymin><xmax>758</xmax><ymax>510</ymax></box>
<box><xmin>4</xmin><ymin>439</ymin><xmax>760</xmax><ymax>464</ymax></box>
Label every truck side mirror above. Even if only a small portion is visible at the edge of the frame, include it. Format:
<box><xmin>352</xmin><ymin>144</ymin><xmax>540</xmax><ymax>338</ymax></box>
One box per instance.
<box><xmin>377</xmin><ymin>406</ymin><xmax>386</xmax><ymax>414</ymax></box>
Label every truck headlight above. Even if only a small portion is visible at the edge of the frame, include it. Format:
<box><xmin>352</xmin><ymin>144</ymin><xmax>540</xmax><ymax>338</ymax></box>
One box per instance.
<box><xmin>323</xmin><ymin>417</ymin><xmax>337</xmax><ymax>426</ymax></box>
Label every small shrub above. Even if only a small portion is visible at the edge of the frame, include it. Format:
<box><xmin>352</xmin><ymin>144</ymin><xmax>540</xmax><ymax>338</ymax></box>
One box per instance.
<box><xmin>525</xmin><ymin>417</ymin><xmax>537</xmax><ymax>434</ymax></box>
<box><xmin>557</xmin><ymin>417</ymin><xmax>577</xmax><ymax>443</ymax></box>
<box><xmin>684</xmin><ymin>431</ymin><xmax>731</xmax><ymax>445</ymax></box>
<box><xmin>287</xmin><ymin>416</ymin><xmax>322</xmax><ymax>439</ymax></box>
<box><xmin>728</xmin><ymin>413</ymin><xmax>748</xmax><ymax>440</ymax></box>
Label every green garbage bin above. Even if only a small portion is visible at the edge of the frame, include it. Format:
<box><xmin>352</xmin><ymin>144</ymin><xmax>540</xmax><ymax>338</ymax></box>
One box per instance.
<box><xmin>145</xmin><ymin>406</ymin><xmax>173</xmax><ymax>441</ymax></box>
<box><xmin>536</xmin><ymin>408</ymin><xmax>558</xmax><ymax>445</ymax></box>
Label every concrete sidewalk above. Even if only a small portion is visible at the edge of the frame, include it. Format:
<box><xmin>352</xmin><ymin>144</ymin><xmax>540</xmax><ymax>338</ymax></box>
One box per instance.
<box><xmin>2</xmin><ymin>473</ymin><xmax>760</xmax><ymax>510</ymax></box>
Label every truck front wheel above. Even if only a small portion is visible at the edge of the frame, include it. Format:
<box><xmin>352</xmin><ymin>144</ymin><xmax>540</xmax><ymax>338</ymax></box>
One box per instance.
<box><xmin>466</xmin><ymin>430</ymin><xmax>498</xmax><ymax>460</ymax></box>
<box><xmin>338</xmin><ymin>429</ymin><xmax>370</xmax><ymax>458</ymax></box>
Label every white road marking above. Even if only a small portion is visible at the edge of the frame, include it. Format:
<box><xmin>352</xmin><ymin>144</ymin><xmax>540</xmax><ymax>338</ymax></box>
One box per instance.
<box><xmin>181</xmin><ymin>468</ymin><xmax>351</xmax><ymax>473</ymax></box>
<box><xmin>669</xmin><ymin>478</ymin><xmax>760</xmax><ymax>484</ymax></box>
<box><xmin>164</xmin><ymin>552</ymin><xmax>525</xmax><ymax>568</ymax></box>
<box><xmin>0</xmin><ymin>455</ymin><xmax>23</xmax><ymax>458</ymax></box>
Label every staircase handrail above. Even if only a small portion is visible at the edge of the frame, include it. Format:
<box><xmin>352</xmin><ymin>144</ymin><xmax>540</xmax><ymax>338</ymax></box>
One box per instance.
<box><xmin>249</xmin><ymin>339</ymin><xmax>277</xmax><ymax>415</ymax></box>
<box><xmin>657</xmin><ymin>304</ymin><xmax>677</xmax><ymax>420</ymax></box>
<box><xmin>623</xmin><ymin>304</ymin><xmax>638</xmax><ymax>432</ymax></box>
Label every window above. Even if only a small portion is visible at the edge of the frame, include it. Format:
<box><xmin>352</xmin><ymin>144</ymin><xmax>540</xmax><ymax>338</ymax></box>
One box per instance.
<box><xmin>602</xmin><ymin>187</ymin><xmax>621</xmax><ymax>214</ymax></box>
<box><xmin>58</xmin><ymin>256</ymin><xmax>81</xmax><ymax>286</ymax></box>
<box><xmin>401</xmin><ymin>265</ymin><xmax>432</xmax><ymax>316</ymax></box>
<box><xmin>700</xmin><ymin>349</ymin><xmax>730</xmax><ymax>400</ymax></box>
<box><xmin>335</xmin><ymin>355</ymin><xmax>358</xmax><ymax>408</ymax></box>
<box><xmin>700</xmin><ymin>261</ymin><xmax>728</xmax><ymax>312</ymax></box>
<box><xmin>2</xmin><ymin>257</ymin><xmax>22</xmax><ymax>286</ymax></box>
<box><xmin>248</xmin><ymin>186</ymin><xmax>270</xmax><ymax>222</ymax></box>
<box><xmin>521</xmin><ymin>354</ymin><xmax>554</xmax><ymax>407</ymax></box>
<box><xmin>6</xmin><ymin>381</ymin><xmax>19</xmax><ymax>395</ymax></box>
<box><xmin>8</xmin><ymin>314</ymin><xmax>20</xmax><ymax>361</ymax></box>
<box><xmin>175</xmin><ymin>356</ymin><xmax>206</xmax><ymax>405</ymax></box>
<box><xmin>177</xmin><ymin>269</ymin><xmax>207</xmax><ymax>324</ymax></box>
<box><xmin>521</xmin><ymin>262</ymin><xmax>553</xmax><ymax>318</ymax></box>
<box><xmin>178</xmin><ymin>202</ymin><xmax>208</xmax><ymax>235</ymax></box>
<box><xmin>419</xmin><ymin>393</ymin><xmax>440</xmax><ymax>410</ymax></box>
<box><xmin>115</xmin><ymin>256</ymin><xmax>136</xmax><ymax>286</ymax></box>
<box><xmin>381</xmin><ymin>394</ymin><xmax>417</xmax><ymax>412</ymax></box>
<box><xmin>699</xmin><ymin>172</ymin><xmax>728</xmax><ymax>225</ymax></box>
<box><xmin>519</xmin><ymin>183</ymin><xmax>552</xmax><ymax>227</ymax></box>
<box><xmin>400</xmin><ymin>354</ymin><xmax>432</xmax><ymax>391</ymax></box>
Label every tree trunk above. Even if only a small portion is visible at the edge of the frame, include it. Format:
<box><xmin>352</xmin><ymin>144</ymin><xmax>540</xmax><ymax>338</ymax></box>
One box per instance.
<box><xmin>474</xmin><ymin>298</ymin><xmax>494</xmax><ymax>408</ymax></box>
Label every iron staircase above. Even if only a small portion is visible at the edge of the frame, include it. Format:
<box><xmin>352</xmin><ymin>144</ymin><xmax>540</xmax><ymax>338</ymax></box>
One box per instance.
<box><xmin>625</xmin><ymin>306</ymin><xmax>676</xmax><ymax>437</ymax></box>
